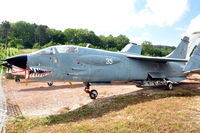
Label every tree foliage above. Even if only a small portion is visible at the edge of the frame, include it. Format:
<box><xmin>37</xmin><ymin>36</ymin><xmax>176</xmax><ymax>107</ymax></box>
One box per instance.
<box><xmin>142</xmin><ymin>41</ymin><xmax>175</xmax><ymax>57</ymax></box>
<box><xmin>0</xmin><ymin>20</ymin><xmax>175</xmax><ymax>57</ymax></box>
<box><xmin>11</xmin><ymin>21</ymin><xmax>36</xmax><ymax>48</ymax></box>
<box><xmin>0</xmin><ymin>21</ymin><xmax>11</xmax><ymax>45</ymax></box>
<box><xmin>0</xmin><ymin>21</ymin><xmax>130</xmax><ymax>50</ymax></box>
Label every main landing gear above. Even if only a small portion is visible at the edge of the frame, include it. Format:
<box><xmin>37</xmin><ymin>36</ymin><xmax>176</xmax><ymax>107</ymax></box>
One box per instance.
<box><xmin>142</xmin><ymin>78</ymin><xmax>173</xmax><ymax>90</ymax></box>
<box><xmin>166</xmin><ymin>82</ymin><xmax>173</xmax><ymax>90</ymax></box>
<box><xmin>84</xmin><ymin>83</ymin><xmax>98</xmax><ymax>99</ymax></box>
<box><xmin>14</xmin><ymin>76</ymin><xmax>20</xmax><ymax>83</ymax></box>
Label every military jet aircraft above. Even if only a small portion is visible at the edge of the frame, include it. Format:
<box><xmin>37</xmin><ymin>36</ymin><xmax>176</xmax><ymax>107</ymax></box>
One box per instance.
<box><xmin>1</xmin><ymin>35</ymin><xmax>200</xmax><ymax>99</ymax></box>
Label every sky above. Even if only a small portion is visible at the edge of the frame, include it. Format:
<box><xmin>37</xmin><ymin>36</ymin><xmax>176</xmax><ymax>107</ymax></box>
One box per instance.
<box><xmin>0</xmin><ymin>0</ymin><xmax>200</xmax><ymax>46</ymax></box>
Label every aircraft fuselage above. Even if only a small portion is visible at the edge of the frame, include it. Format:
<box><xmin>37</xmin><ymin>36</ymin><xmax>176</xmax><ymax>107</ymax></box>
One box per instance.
<box><xmin>27</xmin><ymin>45</ymin><xmax>186</xmax><ymax>82</ymax></box>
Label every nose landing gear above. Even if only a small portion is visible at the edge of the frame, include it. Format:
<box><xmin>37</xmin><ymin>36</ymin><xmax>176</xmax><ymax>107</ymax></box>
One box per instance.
<box><xmin>84</xmin><ymin>83</ymin><xmax>98</xmax><ymax>99</ymax></box>
<box><xmin>47</xmin><ymin>81</ymin><xmax>53</xmax><ymax>86</ymax></box>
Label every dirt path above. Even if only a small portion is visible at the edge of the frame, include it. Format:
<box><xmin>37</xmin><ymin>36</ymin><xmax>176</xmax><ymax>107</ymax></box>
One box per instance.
<box><xmin>3</xmin><ymin>74</ymin><xmax>200</xmax><ymax>118</ymax></box>
<box><xmin>3</xmin><ymin>80</ymin><xmax>142</xmax><ymax>117</ymax></box>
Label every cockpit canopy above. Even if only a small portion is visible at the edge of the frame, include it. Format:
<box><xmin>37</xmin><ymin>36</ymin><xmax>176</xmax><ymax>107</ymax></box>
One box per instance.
<box><xmin>31</xmin><ymin>45</ymin><xmax>79</xmax><ymax>55</ymax></box>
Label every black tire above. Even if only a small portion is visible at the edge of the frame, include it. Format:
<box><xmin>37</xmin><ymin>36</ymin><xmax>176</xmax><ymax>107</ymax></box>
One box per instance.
<box><xmin>15</xmin><ymin>78</ymin><xmax>20</xmax><ymax>83</ymax></box>
<box><xmin>47</xmin><ymin>81</ymin><xmax>53</xmax><ymax>86</ymax></box>
<box><xmin>89</xmin><ymin>89</ymin><xmax>98</xmax><ymax>99</ymax></box>
<box><xmin>166</xmin><ymin>82</ymin><xmax>173</xmax><ymax>90</ymax></box>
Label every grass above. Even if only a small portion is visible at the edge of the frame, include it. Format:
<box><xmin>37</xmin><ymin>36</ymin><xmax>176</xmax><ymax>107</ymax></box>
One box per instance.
<box><xmin>19</xmin><ymin>49</ymin><xmax>39</xmax><ymax>54</ymax></box>
<box><xmin>6</xmin><ymin>86</ymin><xmax>200</xmax><ymax>133</ymax></box>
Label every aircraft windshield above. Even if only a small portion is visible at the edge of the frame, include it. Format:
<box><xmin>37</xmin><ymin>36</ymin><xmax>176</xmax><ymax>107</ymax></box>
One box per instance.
<box><xmin>32</xmin><ymin>47</ymin><xmax>56</xmax><ymax>55</ymax></box>
<box><xmin>56</xmin><ymin>46</ymin><xmax>78</xmax><ymax>53</ymax></box>
<box><xmin>31</xmin><ymin>46</ymin><xmax>79</xmax><ymax>55</ymax></box>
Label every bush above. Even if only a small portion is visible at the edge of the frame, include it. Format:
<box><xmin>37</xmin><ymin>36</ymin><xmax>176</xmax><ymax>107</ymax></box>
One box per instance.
<box><xmin>0</xmin><ymin>47</ymin><xmax>19</xmax><ymax>71</ymax></box>
<box><xmin>0</xmin><ymin>47</ymin><xmax>19</xmax><ymax>60</ymax></box>
<box><xmin>33</xmin><ymin>43</ymin><xmax>40</xmax><ymax>49</ymax></box>
<box><xmin>16</xmin><ymin>44</ymin><xmax>24</xmax><ymax>49</ymax></box>
<box><xmin>8</xmin><ymin>38</ymin><xmax>23</xmax><ymax>48</ymax></box>
<box><xmin>42</xmin><ymin>41</ymin><xmax>61</xmax><ymax>48</ymax></box>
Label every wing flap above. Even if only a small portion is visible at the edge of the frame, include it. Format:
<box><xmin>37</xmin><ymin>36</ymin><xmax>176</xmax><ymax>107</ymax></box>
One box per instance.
<box><xmin>127</xmin><ymin>54</ymin><xmax>188</xmax><ymax>62</ymax></box>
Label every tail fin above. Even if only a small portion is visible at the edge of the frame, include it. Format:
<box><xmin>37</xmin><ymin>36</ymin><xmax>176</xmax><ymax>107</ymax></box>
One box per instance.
<box><xmin>186</xmin><ymin>32</ymin><xmax>200</xmax><ymax>59</ymax></box>
<box><xmin>184</xmin><ymin>42</ymin><xmax>200</xmax><ymax>73</ymax></box>
<box><xmin>166</xmin><ymin>36</ymin><xmax>189</xmax><ymax>59</ymax></box>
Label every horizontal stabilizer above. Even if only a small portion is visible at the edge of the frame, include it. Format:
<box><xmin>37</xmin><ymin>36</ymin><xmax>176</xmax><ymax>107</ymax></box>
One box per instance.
<box><xmin>168</xmin><ymin>77</ymin><xmax>186</xmax><ymax>82</ymax></box>
<box><xmin>184</xmin><ymin>42</ymin><xmax>200</xmax><ymax>73</ymax></box>
<box><xmin>148</xmin><ymin>72</ymin><xmax>166</xmax><ymax>79</ymax></box>
<box><xmin>127</xmin><ymin>54</ymin><xmax>188</xmax><ymax>62</ymax></box>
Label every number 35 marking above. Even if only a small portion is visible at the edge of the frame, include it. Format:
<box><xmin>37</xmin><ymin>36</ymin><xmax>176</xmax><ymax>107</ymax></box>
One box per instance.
<box><xmin>106</xmin><ymin>58</ymin><xmax>113</xmax><ymax>64</ymax></box>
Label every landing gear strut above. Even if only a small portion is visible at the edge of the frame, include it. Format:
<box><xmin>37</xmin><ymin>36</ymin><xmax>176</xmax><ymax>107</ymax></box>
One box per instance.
<box><xmin>84</xmin><ymin>83</ymin><xmax>98</xmax><ymax>99</ymax></box>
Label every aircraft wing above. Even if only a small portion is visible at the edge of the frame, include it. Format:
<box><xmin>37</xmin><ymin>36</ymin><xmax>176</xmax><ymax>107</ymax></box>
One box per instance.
<box><xmin>126</xmin><ymin>54</ymin><xmax>188</xmax><ymax>62</ymax></box>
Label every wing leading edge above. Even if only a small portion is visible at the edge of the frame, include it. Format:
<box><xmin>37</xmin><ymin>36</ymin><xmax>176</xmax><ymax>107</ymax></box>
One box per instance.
<box><xmin>126</xmin><ymin>54</ymin><xmax>188</xmax><ymax>62</ymax></box>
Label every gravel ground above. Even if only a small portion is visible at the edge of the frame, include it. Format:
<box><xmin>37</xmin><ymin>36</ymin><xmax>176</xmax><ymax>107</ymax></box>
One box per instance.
<box><xmin>3</xmin><ymin>74</ymin><xmax>200</xmax><ymax>118</ymax></box>
<box><xmin>3</xmin><ymin>80</ymin><xmax>141</xmax><ymax>117</ymax></box>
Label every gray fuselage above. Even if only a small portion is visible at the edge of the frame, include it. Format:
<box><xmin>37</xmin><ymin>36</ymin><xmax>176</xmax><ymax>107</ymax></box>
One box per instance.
<box><xmin>27</xmin><ymin>45</ymin><xmax>186</xmax><ymax>82</ymax></box>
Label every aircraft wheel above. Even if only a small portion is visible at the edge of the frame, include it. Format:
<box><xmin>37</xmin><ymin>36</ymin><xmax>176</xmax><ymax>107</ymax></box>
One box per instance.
<box><xmin>89</xmin><ymin>89</ymin><xmax>98</xmax><ymax>99</ymax></box>
<box><xmin>47</xmin><ymin>81</ymin><xmax>53</xmax><ymax>86</ymax></box>
<box><xmin>166</xmin><ymin>82</ymin><xmax>173</xmax><ymax>90</ymax></box>
<box><xmin>15</xmin><ymin>78</ymin><xmax>20</xmax><ymax>83</ymax></box>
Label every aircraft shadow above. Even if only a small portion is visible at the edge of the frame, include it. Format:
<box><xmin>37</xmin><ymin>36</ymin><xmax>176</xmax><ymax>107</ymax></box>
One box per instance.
<box><xmin>19</xmin><ymin>83</ymin><xmax>84</xmax><ymax>91</ymax></box>
<box><xmin>42</xmin><ymin>83</ymin><xmax>200</xmax><ymax>125</ymax></box>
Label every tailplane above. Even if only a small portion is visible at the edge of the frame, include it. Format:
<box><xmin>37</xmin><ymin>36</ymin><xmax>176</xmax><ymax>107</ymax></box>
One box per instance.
<box><xmin>166</xmin><ymin>36</ymin><xmax>189</xmax><ymax>59</ymax></box>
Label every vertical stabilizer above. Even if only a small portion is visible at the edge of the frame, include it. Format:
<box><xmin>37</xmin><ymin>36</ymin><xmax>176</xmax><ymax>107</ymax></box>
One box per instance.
<box><xmin>186</xmin><ymin>32</ymin><xmax>200</xmax><ymax>59</ymax></box>
<box><xmin>184</xmin><ymin>42</ymin><xmax>200</xmax><ymax>73</ymax></box>
<box><xmin>167</xmin><ymin>36</ymin><xmax>189</xmax><ymax>59</ymax></box>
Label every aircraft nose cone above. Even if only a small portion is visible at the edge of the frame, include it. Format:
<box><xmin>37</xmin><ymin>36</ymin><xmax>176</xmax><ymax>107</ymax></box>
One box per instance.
<box><xmin>6</xmin><ymin>55</ymin><xmax>27</xmax><ymax>69</ymax></box>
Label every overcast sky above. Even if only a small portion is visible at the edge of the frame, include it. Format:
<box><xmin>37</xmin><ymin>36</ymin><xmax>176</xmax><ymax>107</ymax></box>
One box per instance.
<box><xmin>0</xmin><ymin>0</ymin><xmax>200</xmax><ymax>46</ymax></box>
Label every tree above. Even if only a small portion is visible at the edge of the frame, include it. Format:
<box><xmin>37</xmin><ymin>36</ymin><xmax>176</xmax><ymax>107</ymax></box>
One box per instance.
<box><xmin>8</xmin><ymin>38</ymin><xmax>23</xmax><ymax>48</ymax></box>
<box><xmin>99</xmin><ymin>35</ymin><xmax>116</xmax><ymax>48</ymax></box>
<box><xmin>49</xmin><ymin>29</ymin><xmax>66</xmax><ymax>44</ymax></box>
<box><xmin>11</xmin><ymin>21</ymin><xmax>36</xmax><ymax>48</ymax></box>
<box><xmin>98</xmin><ymin>35</ymin><xmax>107</xmax><ymax>48</ymax></box>
<box><xmin>141</xmin><ymin>41</ymin><xmax>175</xmax><ymax>57</ymax></box>
<box><xmin>106</xmin><ymin>35</ymin><xmax>116</xmax><ymax>48</ymax></box>
<box><xmin>141</xmin><ymin>41</ymin><xmax>154</xmax><ymax>56</ymax></box>
<box><xmin>0</xmin><ymin>21</ymin><xmax>11</xmax><ymax>46</ymax></box>
<box><xmin>0</xmin><ymin>20</ymin><xmax>131</xmax><ymax>50</ymax></box>
<box><xmin>64</xmin><ymin>28</ymin><xmax>101</xmax><ymax>46</ymax></box>
<box><xmin>35</xmin><ymin>25</ymin><xmax>50</xmax><ymax>46</ymax></box>
<box><xmin>64</xmin><ymin>28</ymin><xmax>77</xmax><ymax>43</ymax></box>
<box><xmin>115</xmin><ymin>35</ymin><xmax>129</xmax><ymax>50</ymax></box>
